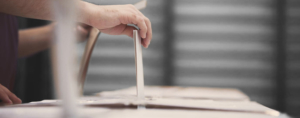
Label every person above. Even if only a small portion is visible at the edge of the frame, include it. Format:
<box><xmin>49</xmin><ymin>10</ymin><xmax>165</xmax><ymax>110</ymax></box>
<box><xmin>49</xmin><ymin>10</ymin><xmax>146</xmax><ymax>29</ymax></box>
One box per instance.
<box><xmin>0</xmin><ymin>0</ymin><xmax>152</xmax><ymax>105</ymax></box>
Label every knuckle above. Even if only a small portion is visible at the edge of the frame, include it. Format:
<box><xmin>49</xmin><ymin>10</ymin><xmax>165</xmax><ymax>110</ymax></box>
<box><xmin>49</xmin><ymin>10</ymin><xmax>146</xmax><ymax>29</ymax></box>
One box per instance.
<box><xmin>144</xmin><ymin>17</ymin><xmax>150</xmax><ymax>22</ymax></box>
<box><xmin>131</xmin><ymin>14</ymin><xmax>137</xmax><ymax>19</ymax></box>
<box><xmin>16</xmin><ymin>98</ymin><xmax>22</xmax><ymax>103</ymax></box>
<box><xmin>138</xmin><ymin>17</ymin><xmax>144</xmax><ymax>22</ymax></box>
<box><xmin>127</xmin><ymin>4</ymin><xmax>135</xmax><ymax>8</ymax></box>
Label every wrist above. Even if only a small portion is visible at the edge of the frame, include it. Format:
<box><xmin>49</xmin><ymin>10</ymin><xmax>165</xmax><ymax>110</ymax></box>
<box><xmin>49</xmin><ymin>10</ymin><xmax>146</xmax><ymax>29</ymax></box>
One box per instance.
<box><xmin>78</xmin><ymin>1</ymin><xmax>96</xmax><ymax>26</ymax></box>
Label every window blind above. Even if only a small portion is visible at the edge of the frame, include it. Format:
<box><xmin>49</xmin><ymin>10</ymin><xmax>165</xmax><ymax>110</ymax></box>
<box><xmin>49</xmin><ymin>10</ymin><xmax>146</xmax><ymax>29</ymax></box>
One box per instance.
<box><xmin>173</xmin><ymin>0</ymin><xmax>276</xmax><ymax>107</ymax></box>
<box><xmin>286</xmin><ymin>0</ymin><xmax>300</xmax><ymax>116</ymax></box>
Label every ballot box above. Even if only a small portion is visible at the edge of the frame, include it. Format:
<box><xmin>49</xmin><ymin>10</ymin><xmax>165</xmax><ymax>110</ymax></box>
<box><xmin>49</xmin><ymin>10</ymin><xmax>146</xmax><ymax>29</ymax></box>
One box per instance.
<box><xmin>96</xmin><ymin>86</ymin><xmax>250</xmax><ymax>101</ymax></box>
<box><xmin>0</xmin><ymin>86</ymin><xmax>284</xmax><ymax>118</ymax></box>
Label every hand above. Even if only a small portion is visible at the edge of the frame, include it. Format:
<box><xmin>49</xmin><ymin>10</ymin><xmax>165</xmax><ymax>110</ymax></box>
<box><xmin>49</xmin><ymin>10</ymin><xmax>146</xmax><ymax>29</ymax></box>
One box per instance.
<box><xmin>0</xmin><ymin>84</ymin><xmax>22</xmax><ymax>105</ymax></box>
<box><xmin>87</xmin><ymin>4</ymin><xmax>152</xmax><ymax>48</ymax></box>
<box><xmin>76</xmin><ymin>23</ymin><xmax>92</xmax><ymax>42</ymax></box>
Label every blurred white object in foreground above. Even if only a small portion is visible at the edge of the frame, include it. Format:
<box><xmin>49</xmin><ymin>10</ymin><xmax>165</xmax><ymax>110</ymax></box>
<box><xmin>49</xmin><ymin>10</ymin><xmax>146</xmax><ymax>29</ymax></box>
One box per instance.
<box><xmin>51</xmin><ymin>0</ymin><xmax>80</xmax><ymax>118</ymax></box>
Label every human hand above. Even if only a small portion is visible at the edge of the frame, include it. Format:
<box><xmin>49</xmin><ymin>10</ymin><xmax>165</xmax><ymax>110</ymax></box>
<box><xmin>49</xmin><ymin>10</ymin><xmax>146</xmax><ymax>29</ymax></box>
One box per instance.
<box><xmin>86</xmin><ymin>4</ymin><xmax>152</xmax><ymax>48</ymax></box>
<box><xmin>0</xmin><ymin>84</ymin><xmax>22</xmax><ymax>105</ymax></box>
<box><xmin>76</xmin><ymin>23</ymin><xmax>92</xmax><ymax>42</ymax></box>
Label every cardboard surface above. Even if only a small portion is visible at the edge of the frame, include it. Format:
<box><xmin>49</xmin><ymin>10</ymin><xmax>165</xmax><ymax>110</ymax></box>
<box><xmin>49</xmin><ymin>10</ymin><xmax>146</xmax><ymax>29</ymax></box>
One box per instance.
<box><xmin>97</xmin><ymin>86</ymin><xmax>250</xmax><ymax>101</ymax></box>
<box><xmin>8</xmin><ymin>84</ymin><xmax>279</xmax><ymax>117</ymax></box>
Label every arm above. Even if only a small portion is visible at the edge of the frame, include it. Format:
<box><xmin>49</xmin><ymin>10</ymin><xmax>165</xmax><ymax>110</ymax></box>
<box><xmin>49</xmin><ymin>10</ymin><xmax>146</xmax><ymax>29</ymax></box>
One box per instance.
<box><xmin>18</xmin><ymin>24</ymin><xmax>53</xmax><ymax>57</ymax></box>
<box><xmin>0</xmin><ymin>0</ymin><xmax>89</xmax><ymax>24</ymax></box>
<box><xmin>0</xmin><ymin>0</ymin><xmax>152</xmax><ymax>48</ymax></box>
<box><xmin>18</xmin><ymin>23</ymin><xmax>91</xmax><ymax>57</ymax></box>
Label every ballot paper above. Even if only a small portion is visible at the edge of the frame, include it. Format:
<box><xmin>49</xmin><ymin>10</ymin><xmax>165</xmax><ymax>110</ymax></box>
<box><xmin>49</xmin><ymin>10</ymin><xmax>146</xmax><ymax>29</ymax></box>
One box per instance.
<box><xmin>134</xmin><ymin>0</ymin><xmax>147</xmax><ymax>10</ymax></box>
<box><xmin>133</xmin><ymin>30</ymin><xmax>145</xmax><ymax>100</ymax></box>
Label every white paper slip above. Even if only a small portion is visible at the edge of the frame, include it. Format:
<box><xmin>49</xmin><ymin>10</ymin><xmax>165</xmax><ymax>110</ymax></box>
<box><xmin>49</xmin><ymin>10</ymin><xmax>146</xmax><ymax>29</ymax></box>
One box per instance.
<box><xmin>134</xmin><ymin>0</ymin><xmax>147</xmax><ymax>10</ymax></box>
<box><xmin>133</xmin><ymin>30</ymin><xmax>145</xmax><ymax>100</ymax></box>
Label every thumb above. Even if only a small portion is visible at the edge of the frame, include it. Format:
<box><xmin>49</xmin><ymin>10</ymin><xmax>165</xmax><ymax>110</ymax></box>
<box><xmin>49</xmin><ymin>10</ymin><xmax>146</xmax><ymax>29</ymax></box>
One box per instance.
<box><xmin>121</xmin><ymin>25</ymin><xmax>136</xmax><ymax>38</ymax></box>
<box><xmin>122</xmin><ymin>26</ymin><xmax>148</xmax><ymax>48</ymax></box>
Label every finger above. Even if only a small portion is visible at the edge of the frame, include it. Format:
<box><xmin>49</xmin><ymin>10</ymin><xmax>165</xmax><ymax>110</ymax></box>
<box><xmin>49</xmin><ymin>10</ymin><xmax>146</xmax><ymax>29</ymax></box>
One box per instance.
<box><xmin>127</xmin><ymin>14</ymin><xmax>147</xmax><ymax>39</ymax></box>
<box><xmin>78</xmin><ymin>23</ymin><xmax>91</xmax><ymax>29</ymax></box>
<box><xmin>76</xmin><ymin>25</ymin><xmax>91</xmax><ymax>42</ymax></box>
<box><xmin>0</xmin><ymin>90</ymin><xmax>12</xmax><ymax>105</ymax></box>
<box><xmin>129</xmin><ymin>7</ymin><xmax>151</xmax><ymax>48</ymax></box>
<box><xmin>120</xmin><ymin>5</ymin><xmax>147</xmax><ymax>38</ymax></box>
<box><xmin>141</xmin><ymin>39</ymin><xmax>148</xmax><ymax>48</ymax></box>
<box><xmin>121</xmin><ymin>25</ymin><xmax>147</xmax><ymax>47</ymax></box>
<box><xmin>78</xmin><ymin>25</ymin><xmax>89</xmax><ymax>34</ymax></box>
<box><xmin>137</xmin><ymin>19</ymin><xmax>147</xmax><ymax>39</ymax></box>
<box><xmin>143</xmin><ymin>17</ymin><xmax>152</xmax><ymax>48</ymax></box>
<box><xmin>131</xmin><ymin>6</ymin><xmax>144</xmax><ymax>18</ymax></box>
<box><xmin>77</xmin><ymin>25</ymin><xmax>89</xmax><ymax>37</ymax></box>
<box><xmin>1</xmin><ymin>85</ymin><xmax>21</xmax><ymax>104</ymax></box>
<box><xmin>121</xmin><ymin>25</ymin><xmax>136</xmax><ymax>38</ymax></box>
<box><xmin>100</xmin><ymin>24</ymin><xmax>126</xmax><ymax>35</ymax></box>
<box><xmin>7</xmin><ymin>93</ymin><xmax>22</xmax><ymax>104</ymax></box>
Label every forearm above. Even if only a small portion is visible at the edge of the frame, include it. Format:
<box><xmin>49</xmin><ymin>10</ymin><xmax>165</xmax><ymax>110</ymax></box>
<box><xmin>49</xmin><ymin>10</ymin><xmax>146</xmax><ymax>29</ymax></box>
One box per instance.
<box><xmin>0</xmin><ymin>0</ymin><xmax>92</xmax><ymax>24</ymax></box>
<box><xmin>1</xmin><ymin>0</ymin><xmax>152</xmax><ymax>48</ymax></box>
<box><xmin>18</xmin><ymin>24</ymin><xmax>54</xmax><ymax>57</ymax></box>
